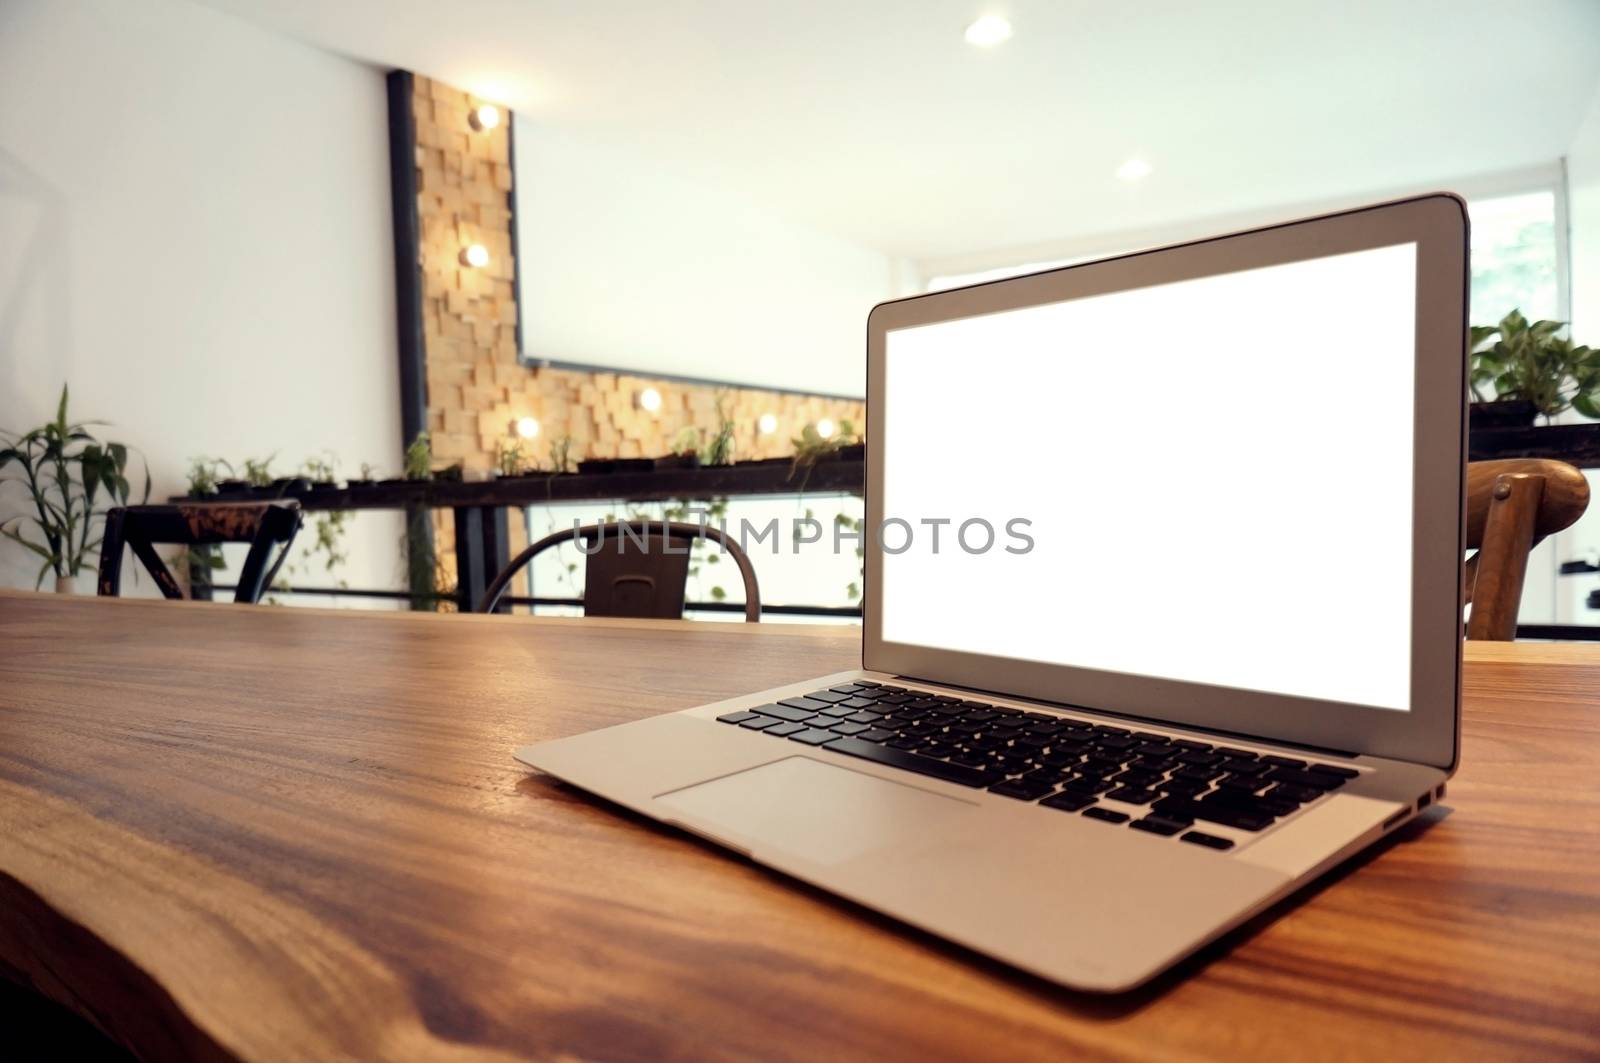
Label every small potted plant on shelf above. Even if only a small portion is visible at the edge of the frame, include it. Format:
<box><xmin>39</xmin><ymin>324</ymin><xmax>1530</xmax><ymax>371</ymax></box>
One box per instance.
<box><xmin>1469</xmin><ymin>309</ymin><xmax>1600</xmax><ymax>428</ymax></box>
<box><xmin>0</xmin><ymin>384</ymin><xmax>149</xmax><ymax>591</ymax></box>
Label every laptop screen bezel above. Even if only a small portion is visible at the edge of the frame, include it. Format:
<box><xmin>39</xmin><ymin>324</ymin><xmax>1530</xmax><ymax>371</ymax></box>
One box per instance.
<box><xmin>862</xmin><ymin>194</ymin><xmax>1466</xmax><ymax>770</ymax></box>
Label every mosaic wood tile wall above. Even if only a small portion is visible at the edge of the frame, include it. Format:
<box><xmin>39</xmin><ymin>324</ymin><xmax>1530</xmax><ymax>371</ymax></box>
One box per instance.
<box><xmin>408</xmin><ymin>74</ymin><xmax>865</xmax><ymax>576</ymax></box>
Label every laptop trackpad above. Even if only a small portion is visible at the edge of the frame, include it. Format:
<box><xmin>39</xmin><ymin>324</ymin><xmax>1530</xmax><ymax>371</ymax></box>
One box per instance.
<box><xmin>656</xmin><ymin>755</ymin><xmax>977</xmax><ymax>866</ymax></box>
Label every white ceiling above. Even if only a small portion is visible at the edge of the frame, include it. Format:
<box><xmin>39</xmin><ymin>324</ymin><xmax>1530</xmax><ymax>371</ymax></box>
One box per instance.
<box><xmin>199</xmin><ymin>0</ymin><xmax>1600</xmax><ymax>262</ymax></box>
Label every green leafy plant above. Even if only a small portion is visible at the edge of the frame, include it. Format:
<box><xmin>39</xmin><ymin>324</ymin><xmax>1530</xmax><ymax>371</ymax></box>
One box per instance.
<box><xmin>1469</xmin><ymin>309</ymin><xmax>1600</xmax><ymax>419</ymax></box>
<box><xmin>546</xmin><ymin>435</ymin><xmax>574</xmax><ymax>475</ymax></box>
<box><xmin>404</xmin><ymin>431</ymin><xmax>433</xmax><ymax>480</ymax></box>
<box><xmin>296</xmin><ymin>454</ymin><xmax>350</xmax><ymax>585</ymax></box>
<box><xmin>241</xmin><ymin>455</ymin><xmax>275</xmax><ymax>487</ymax></box>
<box><xmin>496</xmin><ymin>438</ymin><xmax>528</xmax><ymax>477</ymax></box>
<box><xmin>0</xmin><ymin>384</ymin><xmax>149</xmax><ymax>587</ymax></box>
<box><xmin>703</xmin><ymin>394</ymin><xmax>735</xmax><ymax>466</ymax></box>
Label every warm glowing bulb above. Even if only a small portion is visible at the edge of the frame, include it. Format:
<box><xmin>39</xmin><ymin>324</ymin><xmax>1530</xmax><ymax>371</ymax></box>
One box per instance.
<box><xmin>638</xmin><ymin>387</ymin><xmax>662</xmax><ymax>413</ymax></box>
<box><xmin>469</xmin><ymin>104</ymin><xmax>501</xmax><ymax>132</ymax></box>
<box><xmin>1116</xmin><ymin>158</ymin><xmax>1153</xmax><ymax>181</ymax></box>
<box><xmin>515</xmin><ymin>416</ymin><xmax>540</xmax><ymax>440</ymax></box>
<box><xmin>757</xmin><ymin>413</ymin><xmax>778</xmax><ymax>435</ymax></box>
<box><xmin>460</xmin><ymin>243</ymin><xmax>490</xmax><ymax>268</ymax></box>
<box><xmin>964</xmin><ymin>15</ymin><xmax>1013</xmax><ymax>47</ymax></box>
<box><xmin>816</xmin><ymin>418</ymin><xmax>836</xmax><ymax>439</ymax></box>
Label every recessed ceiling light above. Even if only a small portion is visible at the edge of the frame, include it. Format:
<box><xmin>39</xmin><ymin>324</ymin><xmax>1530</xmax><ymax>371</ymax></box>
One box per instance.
<box><xmin>1116</xmin><ymin>158</ymin><xmax>1153</xmax><ymax>181</ymax></box>
<box><xmin>964</xmin><ymin>15</ymin><xmax>1012</xmax><ymax>47</ymax></box>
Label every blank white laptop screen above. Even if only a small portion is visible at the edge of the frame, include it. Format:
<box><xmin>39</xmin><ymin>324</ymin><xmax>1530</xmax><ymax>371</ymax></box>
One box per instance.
<box><xmin>880</xmin><ymin>242</ymin><xmax>1417</xmax><ymax>712</ymax></box>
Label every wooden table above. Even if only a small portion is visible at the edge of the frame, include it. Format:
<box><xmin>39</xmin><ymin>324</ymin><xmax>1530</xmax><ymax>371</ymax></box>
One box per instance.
<box><xmin>0</xmin><ymin>592</ymin><xmax>1596</xmax><ymax>1061</ymax></box>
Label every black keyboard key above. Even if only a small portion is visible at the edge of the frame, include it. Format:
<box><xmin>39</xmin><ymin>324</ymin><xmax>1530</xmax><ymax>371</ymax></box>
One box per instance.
<box><xmin>1159</xmin><ymin>777</ymin><xmax>1209</xmax><ymax>797</ymax></box>
<box><xmin>1110</xmin><ymin>768</ymin><xmax>1161</xmax><ymax>788</ymax></box>
<box><xmin>1181</xmin><ymin>831</ymin><xmax>1235</xmax><ymax>850</ymax></box>
<box><xmin>1107</xmin><ymin>787</ymin><xmax>1159</xmax><ymax>805</ymax></box>
<box><xmin>819</xmin><ymin>704</ymin><xmax>857</xmax><ymax>718</ymax></box>
<box><xmin>844</xmin><ymin>711</ymin><xmax>885</xmax><ymax>724</ymax></box>
<box><xmin>1133</xmin><ymin>742</ymin><xmax>1178</xmax><ymax>758</ymax></box>
<box><xmin>779</xmin><ymin>697</ymin><xmax>832</xmax><ymax>712</ymax></box>
<box><xmin>739</xmin><ymin>715</ymin><xmax>782</xmax><ymax>730</ymax></box>
<box><xmin>1153</xmin><ymin>796</ymin><xmax>1270</xmax><ymax>832</ymax></box>
<box><xmin>931</xmin><ymin>695</ymin><xmax>962</xmax><ymax>704</ymax></box>
<box><xmin>804</xmin><ymin>690</ymin><xmax>852</xmax><ymax>703</ymax></box>
<box><xmin>764</xmin><ymin>721</ymin><xmax>807</xmax><ymax>737</ymax></box>
<box><xmin>1174</xmin><ymin>765</ymin><xmax>1223</xmax><ymax>782</ymax></box>
<box><xmin>1204</xmin><ymin>790</ymin><xmax>1296</xmax><ymax>818</ymax></box>
<box><xmin>1040</xmin><ymin>791</ymin><xmax>1095</xmax><ymax>812</ymax></box>
<box><xmin>1266</xmin><ymin>783</ymin><xmax>1324</xmax><ymax>804</ymax></box>
<box><xmin>1093</xmin><ymin>725</ymin><xmax>1131</xmax><ymax>737</ymax></box>
<box><xmin>886</xmin><ymin>735</ymin><xmax>925</xmax><ymax>750</ymax></box>
<box><xmin>756</xmin><ymin>703</ymin><xmax>820</xmax><ymax>723</ymax></box>
<box><xmin>877</xmin><ymin>693</ymin><xmax>914</xmax><ymax>705</ymax></box>
<box><xmin>1176</xmin><ymin>750</ymin><xmax>1222</xmax><ymax>766</ymax></box>
<box><xmin>1263</xmin><ymin>767</ymin><xmax>1346</xmax><ymax>791</ymax></box>
<box><xmin>1094</xmin><ymin>736</ymin><xmax>1137</xmax><ymax>752</ymax></box>
<box><xmin>1026</xmin><ymin>721</ymin><xmax>1065</xmax><ymax>736</ymax></box>
<box><xmin>989</xmin><ymin>706</ymin><xmax>1025</xmax><ymax>717</ymax></box>
<box><xmin>1039</xmin><ymin>750</ymin><xmax>1082</xmax><ymax>768</ymax></box>
<box><xmin>840</xmin><ymin>697</ymin><xmax>880</xmax><ymax>710</ymax></box>
<box><xmin>907</xmin><ymin>698</ymin><xmax>943</xmax><ymax>710</ymax></box>
<box><xmin>1214</xmin><ymin>746</ymin><xmax>1258</xmax><ymax>760</ymax></box>
<box><xmin>965</xmin><ymin>710</ymin><xmax>999</xmax><ymax>723</ymax></box>
<box><xmin>1136</xmin><ymin>756</ymin><xmax>1180</xmax><ymax>774</ymax></box>
<box><xmin>829</xmin><ymin>721</ymin><xmax>870</xmax><ymax>736</ymax></box>
<box><xmin>1216</xmin><ymin>775</ymin><xmax>1266</xmax><ymax>794</ymax></box>
<box><xmin>1311</xmin><ymin>763</ymin><xmax>1360</xmax><ymax>779</ymax></box>
<box><xmin>1219</xmin><ymin>757</ymin><xmax>1269</xmax><ymax>775</ymax></box>
<box><xmin>989</xmin><ymin>778</ymin><xmax>1056</xmax><ymax>800</ymax></box>
<box><xmin>788</xmin><ymin>728</ymin><xmax>839</xmax><ymax>745</ymax></box>
<box><xmin>1082</xmin><ymin>807</ymin><xmax>1130</xmax><ymax>824</ymax></box>
<box><xmin>844</xmin><ymin>680</ymin><xmax>879</xmax><ymax>688</ymax></box>
<box><xmin>1129</xmin><ymin>816</ymin><xmax>1186</xmax><ymax>837</ymax></box>
<box><xmin>1170</xmin><ymin>739</ymin><xmax>1213</xmax><ymax>752</ymax></box>
<box><xmin>716</xmin><ymin>711</ymin><xmax>759</xmax><ymax>724</ymax></box>
<box><xmin>825</xmin><ymin>736</ymin><xmax>1000</xmax><ymax>788</ymax></box>
<box><xmin>1260</xmin><ymin>755</ymin><xmax>1306</xmax><ymax>770</ymax></box>
<box><xmin>1062</xmin><ymin>776</ymin><xmax>1114</xmax><ymax>795</ymax></box>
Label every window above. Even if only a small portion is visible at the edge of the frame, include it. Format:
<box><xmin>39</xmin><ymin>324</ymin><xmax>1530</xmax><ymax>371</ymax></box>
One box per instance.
<box><xmin>1467</xmin><ymin>190</ymin><xmax>1560</xmax><ymax>326</ymax></box>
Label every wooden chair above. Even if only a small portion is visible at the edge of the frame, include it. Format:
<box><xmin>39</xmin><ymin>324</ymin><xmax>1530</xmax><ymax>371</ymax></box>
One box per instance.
<box><xmin>479</xmin><ymin>520</ymin><xmax>762</xmax><ymax>620</ymax></box>
<box><xmin>97</xmin><ymin>502</ymin><xmax>303</xmax><ymax>604</ymax></box>
<box><xmin>1465</xmin><ymin>459</ymin><xmax>1590</xmax><ymax>640</ymax></box>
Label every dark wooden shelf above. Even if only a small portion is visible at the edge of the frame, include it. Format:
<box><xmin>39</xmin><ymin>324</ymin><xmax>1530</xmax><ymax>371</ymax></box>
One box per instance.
<box><xmin>174</xmin><ymin>458</ymin><xmax>865</xmax><ymax>512</ymax></box>
<box><xmin>1469</xmin><ymin>424</ymin><xmax>1600</xmax><ymax>467</ymax></box>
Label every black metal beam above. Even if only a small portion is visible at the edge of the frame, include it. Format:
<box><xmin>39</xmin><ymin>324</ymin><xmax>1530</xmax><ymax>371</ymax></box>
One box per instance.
<box><xmin>385</xmin><ymin>69</ymin><xmax>427</xmax><ymax>451</ymax></box>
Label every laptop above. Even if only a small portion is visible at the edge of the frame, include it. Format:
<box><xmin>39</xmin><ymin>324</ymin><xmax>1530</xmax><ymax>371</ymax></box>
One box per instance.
<box><xmin>514</xmin><ymin>194</ymin><xmax>1468</xmax><ymax>992</ymax></box>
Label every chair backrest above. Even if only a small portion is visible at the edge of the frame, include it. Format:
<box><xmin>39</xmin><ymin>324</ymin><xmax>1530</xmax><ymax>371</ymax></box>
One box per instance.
<box><xmin>479</xmin><ymin>520</ymin><xmax>762</xmax><ymax>621</ymax></box>
<box><xmin>97</xmin><ymin>502</ymin><xmax>303</xmax><ymax>605</ymax></box>
<box><xmin>1464</xmin><ymin>459</ymin><xmax>1589</xmax><ymax>640</ymax></box>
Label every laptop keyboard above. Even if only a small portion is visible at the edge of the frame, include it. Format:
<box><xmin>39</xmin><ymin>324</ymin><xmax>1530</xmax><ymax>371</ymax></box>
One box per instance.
<box><xmin>716</xmin><ymin>681</ymin><xmax>1360</xmax><ymax>852</ymax></box>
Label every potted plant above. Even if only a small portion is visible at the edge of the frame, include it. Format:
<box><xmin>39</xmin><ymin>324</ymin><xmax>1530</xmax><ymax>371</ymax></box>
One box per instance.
<box><xmin>1469</xmin><ymin>309</ymin><xmax>1600</xmax><ymax>427</ymax></box>
<box><xmin>0</xmin><ymin>385</ymin><xmax>148</xmax><ymax>591</ymax></box>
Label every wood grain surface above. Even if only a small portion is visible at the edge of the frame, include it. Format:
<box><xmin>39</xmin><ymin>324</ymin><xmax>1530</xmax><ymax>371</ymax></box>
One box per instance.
<box><xmin>0</xmin><ymin>591</ymin><xmax>1597</xmax><ymax>1061</ymax></box>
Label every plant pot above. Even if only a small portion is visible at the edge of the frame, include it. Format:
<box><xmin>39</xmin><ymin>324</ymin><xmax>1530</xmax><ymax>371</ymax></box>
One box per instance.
<box><xmin>216</xmin><ymin>479</ymin><xmax>249</xmax><ymax>493</ymax></box>
<box><xmin>653</xmin><ymin>453</ymin><xmax>702</xmax><ymax>470</ymax></box>
<box><xmin>55</xmin><ymin>575</ymin><xmax>75</xmax><ymax>595</ymax></box>
<box><xmin>1468</xmin><ymin>400</ymin><xmax>1539</xmax><ymax>430</ymax></box>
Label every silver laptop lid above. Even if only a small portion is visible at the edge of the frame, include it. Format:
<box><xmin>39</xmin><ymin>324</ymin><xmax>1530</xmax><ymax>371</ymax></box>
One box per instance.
<box><xmin>862</xmin><ymin>195</ymin><xmax>1466</xmax><ymax>769</ymax></box>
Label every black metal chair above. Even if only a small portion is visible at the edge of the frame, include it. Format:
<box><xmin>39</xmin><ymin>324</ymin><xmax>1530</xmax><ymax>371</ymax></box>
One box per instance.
<box><xmin>479</xmin><ymin>520</ymin><xmax>762</xmax><ymax>621</ymax></box>
<box><xmin>97</xmin><ymin>502</ymin><xmax>303</xmax><ymax>604</ymax></box>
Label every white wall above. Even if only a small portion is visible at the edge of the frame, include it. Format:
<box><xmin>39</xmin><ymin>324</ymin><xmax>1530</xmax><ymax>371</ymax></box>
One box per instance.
<box><xmin>0</xmin><ymin>0</ymin><xmax>402</xmax><ymax>597</ymax></box>
<box><xmin>514</xmin><ymin>119</ymin><xmax>898</xmax><ymax>398</ymax></box>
